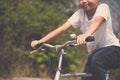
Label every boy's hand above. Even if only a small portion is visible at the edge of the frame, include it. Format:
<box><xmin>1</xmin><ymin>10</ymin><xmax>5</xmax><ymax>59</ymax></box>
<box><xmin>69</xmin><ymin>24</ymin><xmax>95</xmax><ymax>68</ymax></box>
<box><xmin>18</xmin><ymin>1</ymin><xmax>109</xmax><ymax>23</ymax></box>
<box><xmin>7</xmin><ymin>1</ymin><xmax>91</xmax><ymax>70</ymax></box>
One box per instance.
<box><xmin>31</xmin><ymin>40</ymin><xmax>39</xmax><ymax>49</ymax></box>
<box><xmin>77</xmin><ymin>33</ymin><xmax>90</xmax><ymax>45</ymax></box>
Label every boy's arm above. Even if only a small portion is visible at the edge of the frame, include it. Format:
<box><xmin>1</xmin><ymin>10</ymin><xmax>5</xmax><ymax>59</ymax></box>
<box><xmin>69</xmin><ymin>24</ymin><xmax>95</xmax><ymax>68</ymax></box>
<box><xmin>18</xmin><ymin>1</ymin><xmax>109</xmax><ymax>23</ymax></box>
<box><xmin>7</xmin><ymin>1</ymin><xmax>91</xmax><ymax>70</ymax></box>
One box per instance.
<box><xmin>31</xmin><ymin>21</ymin><xmax>72</xmax><ymax>48</ymax></box>
<box><xmin>77</xmin><ymin>16</ymin><xmax>105</xmax><ymax>45</ymax></box>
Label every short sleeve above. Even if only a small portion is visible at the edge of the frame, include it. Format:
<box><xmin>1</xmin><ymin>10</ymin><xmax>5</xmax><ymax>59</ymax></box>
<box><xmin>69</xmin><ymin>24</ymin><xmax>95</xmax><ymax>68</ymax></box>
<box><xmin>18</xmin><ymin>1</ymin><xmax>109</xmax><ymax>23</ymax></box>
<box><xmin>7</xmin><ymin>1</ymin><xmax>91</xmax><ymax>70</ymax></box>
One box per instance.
<box><xmin>67</xmin><ymin>9</ymin><xmax>84</xmax><ymax>28</ymax></box>
<box><xmin>94</xmin><ymin>3</ymin><xmax>110</xmax><ymax>20</ymax></box>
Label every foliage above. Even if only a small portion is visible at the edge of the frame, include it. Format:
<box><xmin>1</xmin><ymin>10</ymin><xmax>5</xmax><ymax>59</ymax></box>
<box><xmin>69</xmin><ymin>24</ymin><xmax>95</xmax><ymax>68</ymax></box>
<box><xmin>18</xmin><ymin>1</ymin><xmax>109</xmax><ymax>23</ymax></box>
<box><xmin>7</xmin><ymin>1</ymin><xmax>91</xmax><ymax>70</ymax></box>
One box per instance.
<box><xmin>0</xmin><ymin>0</ymin><xmax>86</xmax><ymax>78</ymax></box>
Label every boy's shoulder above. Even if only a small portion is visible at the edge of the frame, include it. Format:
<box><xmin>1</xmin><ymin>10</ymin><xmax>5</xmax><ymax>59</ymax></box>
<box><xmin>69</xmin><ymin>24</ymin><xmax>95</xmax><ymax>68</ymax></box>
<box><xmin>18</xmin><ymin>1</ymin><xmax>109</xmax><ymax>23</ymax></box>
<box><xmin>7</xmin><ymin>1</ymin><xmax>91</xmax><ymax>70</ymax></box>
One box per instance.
<box><xmin>99</xmin><ymin>3</ymin><xmax>109</xmax><ymax>7</ymax></box>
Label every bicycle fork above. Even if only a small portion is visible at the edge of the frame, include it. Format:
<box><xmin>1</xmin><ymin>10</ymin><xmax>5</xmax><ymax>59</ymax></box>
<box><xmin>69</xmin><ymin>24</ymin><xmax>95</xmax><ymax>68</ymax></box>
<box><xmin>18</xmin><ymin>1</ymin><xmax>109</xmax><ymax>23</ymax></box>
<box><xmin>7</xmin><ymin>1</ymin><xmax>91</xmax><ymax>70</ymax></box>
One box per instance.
<box><xmin>106</xmin><ymin>70</ymin><xmax>110</xmax><ymax>80</ymax></box>
<box><xmin>54</xmin><ymin>49</ymin><xmax>66</xmax><ymax>80</ymax></box>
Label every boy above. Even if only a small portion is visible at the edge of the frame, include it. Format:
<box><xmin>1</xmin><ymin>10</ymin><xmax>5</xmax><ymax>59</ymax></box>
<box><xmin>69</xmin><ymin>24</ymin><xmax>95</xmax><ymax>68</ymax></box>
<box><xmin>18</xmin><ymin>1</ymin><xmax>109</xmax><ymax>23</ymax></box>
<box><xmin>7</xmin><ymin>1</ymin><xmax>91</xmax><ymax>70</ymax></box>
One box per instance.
<box><xmin>31</xmin><ymin>0</ymin><xmax>120</xmax><ymax>80</ymax></box>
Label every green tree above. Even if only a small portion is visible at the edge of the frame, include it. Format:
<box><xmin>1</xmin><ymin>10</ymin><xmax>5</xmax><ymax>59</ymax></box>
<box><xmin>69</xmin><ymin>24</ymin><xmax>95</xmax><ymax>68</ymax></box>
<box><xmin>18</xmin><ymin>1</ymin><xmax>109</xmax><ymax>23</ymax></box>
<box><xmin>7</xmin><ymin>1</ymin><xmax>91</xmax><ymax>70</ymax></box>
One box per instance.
<box><xmin>0</xmin><ymin>0</ymin><xmax>86</xmax><ymax>78</ymax></box>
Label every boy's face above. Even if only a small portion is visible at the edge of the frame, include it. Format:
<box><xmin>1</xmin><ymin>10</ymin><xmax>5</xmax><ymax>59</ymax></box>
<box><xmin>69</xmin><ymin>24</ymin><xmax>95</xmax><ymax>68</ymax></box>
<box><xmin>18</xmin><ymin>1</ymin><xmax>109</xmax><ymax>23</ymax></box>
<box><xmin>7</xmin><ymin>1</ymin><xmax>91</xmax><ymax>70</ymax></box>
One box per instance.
<box><xmin>79</xmin><ymin>0</ymin><xmax>99</xmax><ymax>12</ymax></box>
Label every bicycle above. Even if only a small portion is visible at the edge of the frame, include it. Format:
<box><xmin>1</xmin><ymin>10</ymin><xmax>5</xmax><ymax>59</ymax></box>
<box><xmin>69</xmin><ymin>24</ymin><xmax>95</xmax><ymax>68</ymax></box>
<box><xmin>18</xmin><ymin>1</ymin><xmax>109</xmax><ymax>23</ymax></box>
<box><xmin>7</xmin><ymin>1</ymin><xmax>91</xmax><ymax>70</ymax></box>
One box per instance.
<box><xmin>30</xmin><ymin>34</ymin><xmax>110</xmax><ymax>80</ymax></box>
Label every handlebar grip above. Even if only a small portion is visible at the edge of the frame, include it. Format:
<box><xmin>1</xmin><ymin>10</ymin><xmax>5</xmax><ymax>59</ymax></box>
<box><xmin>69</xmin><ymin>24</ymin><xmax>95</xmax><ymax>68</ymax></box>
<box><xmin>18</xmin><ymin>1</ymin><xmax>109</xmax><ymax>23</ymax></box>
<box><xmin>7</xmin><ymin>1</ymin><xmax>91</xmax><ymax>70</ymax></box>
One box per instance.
<box><xmin>70</xmin><ymin>34</ymin><xmax>95</xmax><ymax>42</ymax></box>
<box><xmin>36</xmin><ymin>43</ymin><xmax>44</xmax><ymax>48</ymax></box>
<box><xmin>30</xmin><ymin>43</ymin><xmax>46</xmax><ymax>54</ymax></box>
<box><xmin>85</xmin><ymin>36</ymin><xmax>95</xmax><ymax>42</ymax></box>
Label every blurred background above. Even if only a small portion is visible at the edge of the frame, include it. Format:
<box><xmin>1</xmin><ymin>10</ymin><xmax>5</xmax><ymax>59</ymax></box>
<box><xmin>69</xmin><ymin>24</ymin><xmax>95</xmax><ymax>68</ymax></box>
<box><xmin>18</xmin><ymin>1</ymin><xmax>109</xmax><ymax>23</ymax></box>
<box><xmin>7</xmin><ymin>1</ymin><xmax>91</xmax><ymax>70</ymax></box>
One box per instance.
<box><xmin>0</xmin><ymin>0</ymin><xmax>120</xmax><ymax>80</ymax></box>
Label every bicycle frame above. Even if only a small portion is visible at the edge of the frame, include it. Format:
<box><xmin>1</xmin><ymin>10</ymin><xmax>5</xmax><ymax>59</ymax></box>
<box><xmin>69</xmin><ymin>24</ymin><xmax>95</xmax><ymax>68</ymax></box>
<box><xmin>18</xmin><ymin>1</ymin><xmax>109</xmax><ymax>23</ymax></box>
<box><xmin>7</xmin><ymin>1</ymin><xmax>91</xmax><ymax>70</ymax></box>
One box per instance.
<box><xmin>54</xmin><ymin>47</ymin><xmax>110</xmax><ymax>80</ymax></box>
<box><xmin>30</xmin><ymin>39</ymin><xmax>93</xmax><ymax>80</ymax></box>
<box><xmin>54</xmin><ymin>47</ymin><xmax>92</xmax><ymax>80</ymax></box>
<box><xmin>30</xmin><ymin>35</ymin><xmax>117</xmax><ymax>80</ymax></box>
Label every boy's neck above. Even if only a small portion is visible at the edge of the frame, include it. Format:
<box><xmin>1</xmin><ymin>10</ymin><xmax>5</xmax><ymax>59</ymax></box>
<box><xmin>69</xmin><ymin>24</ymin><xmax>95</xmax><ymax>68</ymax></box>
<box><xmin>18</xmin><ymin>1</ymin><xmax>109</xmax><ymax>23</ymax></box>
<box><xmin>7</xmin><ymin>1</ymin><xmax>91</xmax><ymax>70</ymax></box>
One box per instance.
<box><xmin>86</xmin><ymin>3</ymin><xmax>99</xmax><ymax>20</ymax></box>
<box><xmin>86</xmin><ymin>7</ymin><xmax>97</xmax><ymax>20</ymax></box>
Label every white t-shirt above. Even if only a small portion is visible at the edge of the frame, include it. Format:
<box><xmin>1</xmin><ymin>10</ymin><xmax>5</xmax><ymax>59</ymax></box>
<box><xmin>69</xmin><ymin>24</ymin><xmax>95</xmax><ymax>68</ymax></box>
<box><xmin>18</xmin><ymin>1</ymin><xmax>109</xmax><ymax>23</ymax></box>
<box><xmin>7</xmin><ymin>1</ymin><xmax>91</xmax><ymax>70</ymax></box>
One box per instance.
<box><xmin>68</xmin><ymin>3</ymin><xmax>120</xmax><ymax>54</ymax></box>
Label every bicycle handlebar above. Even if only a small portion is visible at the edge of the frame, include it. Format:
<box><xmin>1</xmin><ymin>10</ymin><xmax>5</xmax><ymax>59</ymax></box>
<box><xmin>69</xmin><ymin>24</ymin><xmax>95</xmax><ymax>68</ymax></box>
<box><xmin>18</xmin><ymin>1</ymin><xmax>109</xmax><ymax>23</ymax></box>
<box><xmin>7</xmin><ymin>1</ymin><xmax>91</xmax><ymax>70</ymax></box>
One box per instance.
<box><xmin>30</xmin><ymin>40</ymin><xmax>76</xmax><ymax>54</ymax></box>
<box><xmin>30</xmin><ymin>36</ymin><xmax>95</xmax><ymax>54</ymax></box>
